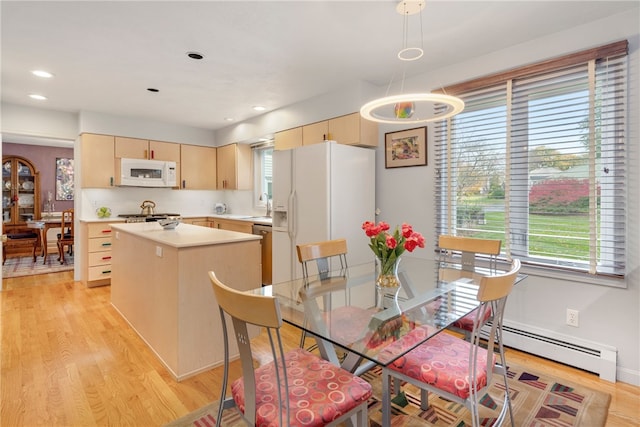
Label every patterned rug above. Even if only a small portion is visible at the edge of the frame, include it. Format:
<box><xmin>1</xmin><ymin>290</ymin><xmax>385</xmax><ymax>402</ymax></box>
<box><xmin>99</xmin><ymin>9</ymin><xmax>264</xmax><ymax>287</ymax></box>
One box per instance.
<box><xmin>165</xmin><ymin>361</ymin><xmax>610</xmax><ymax>426</ymax></box>
<box><xmin>2</xmin><ymin>254</ymin><xmax>73</xmax><ymax>278</ymax></box>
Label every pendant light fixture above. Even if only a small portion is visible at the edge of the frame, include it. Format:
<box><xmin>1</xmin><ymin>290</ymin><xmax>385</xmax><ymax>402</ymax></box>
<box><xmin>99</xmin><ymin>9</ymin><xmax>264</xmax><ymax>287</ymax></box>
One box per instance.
<box><xmin>360</xmin><ymin>0</ymin><xmax>464</xmax><ymax>124</ymax></box>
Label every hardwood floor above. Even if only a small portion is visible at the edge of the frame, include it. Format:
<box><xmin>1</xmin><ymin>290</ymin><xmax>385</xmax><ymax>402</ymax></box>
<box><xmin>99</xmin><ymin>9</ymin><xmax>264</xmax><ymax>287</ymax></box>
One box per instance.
<box><xmin>1</xmin><ymin>271</ymin><xmax>638</xmax><ymax>426</ymax></box>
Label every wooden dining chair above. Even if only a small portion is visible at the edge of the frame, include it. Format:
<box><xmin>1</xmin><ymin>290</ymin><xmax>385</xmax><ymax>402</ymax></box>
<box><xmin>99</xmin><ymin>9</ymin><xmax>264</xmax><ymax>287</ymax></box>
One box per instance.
<box><xmin>438</xmin><ymin>235</ymin><xmax>502</xmax><ymax>334</ymax></box>
<box><xmin>209</xmin><ymin>271</ymin><xmax>372</xmax><ymax>427</ymax></box>
<box><xmin>380</xmin><ymin>259</ymin><xmax>521</xmax><ymax>427</ymax></box>
<box><xmin>57</xmin><ymin>208</ymin><xmax>74</xmax><ymax>264</ymax></box>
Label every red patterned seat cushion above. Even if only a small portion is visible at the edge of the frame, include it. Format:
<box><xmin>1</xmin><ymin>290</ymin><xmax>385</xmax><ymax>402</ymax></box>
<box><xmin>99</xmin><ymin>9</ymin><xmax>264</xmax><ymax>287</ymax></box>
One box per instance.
<box><xmin>231</xmin><ymin>348</ymin><xmax>372</xmax><ymax>426</ymax></box>
<box><xmin>453</xmin><ymin>306</ymin><xmax>492</xmax><ymax>331</ymax></box>
<box><xmin>386</xmin><ymin>332</ymin><xmax>495</xmax><ymax>399</ymax></box>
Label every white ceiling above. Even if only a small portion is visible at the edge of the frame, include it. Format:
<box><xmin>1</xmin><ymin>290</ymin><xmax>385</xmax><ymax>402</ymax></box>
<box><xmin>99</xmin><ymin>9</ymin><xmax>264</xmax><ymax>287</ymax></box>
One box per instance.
<box><xmin>2</xmin><ymin>1</ymin><xmax>638</xmax><ymax>133</ymax></box>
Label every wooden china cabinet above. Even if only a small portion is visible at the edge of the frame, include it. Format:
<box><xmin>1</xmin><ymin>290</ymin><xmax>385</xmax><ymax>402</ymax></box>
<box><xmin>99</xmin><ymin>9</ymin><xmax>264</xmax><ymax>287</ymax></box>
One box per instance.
<box><xmin>2</xmin><ymin>155</ymin><xmax>41</xmax><ymax>236</ymax></box>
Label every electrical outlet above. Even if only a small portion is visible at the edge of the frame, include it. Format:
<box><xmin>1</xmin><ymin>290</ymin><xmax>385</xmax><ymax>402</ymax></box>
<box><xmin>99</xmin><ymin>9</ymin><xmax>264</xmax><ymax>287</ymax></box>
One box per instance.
<box><xmin>566</xmin><ymin>308</ymin><xmax>579</xmax><ymax>327</ymax></box>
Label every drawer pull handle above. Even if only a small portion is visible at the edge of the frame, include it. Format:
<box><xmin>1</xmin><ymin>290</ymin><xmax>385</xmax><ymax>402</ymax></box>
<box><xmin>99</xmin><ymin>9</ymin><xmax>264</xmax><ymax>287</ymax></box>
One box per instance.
<box><xmin>101</xmin><ymin>230</ymin><xmax>112</xmax><ymax>234</ymax></box>
<box><xmin>102</xmin><ymin>256</ymin><xmax>112</xmax><ymax>260</ymax></box>
<box><xmin>102</xmin><ymin>270</ymin><xmax>111</xmax><ymax>274</ymax></box>
<box><xmin>101</xmin><ymin>242</ymin><xmax>112</xmax><ymax>247</ymax></box>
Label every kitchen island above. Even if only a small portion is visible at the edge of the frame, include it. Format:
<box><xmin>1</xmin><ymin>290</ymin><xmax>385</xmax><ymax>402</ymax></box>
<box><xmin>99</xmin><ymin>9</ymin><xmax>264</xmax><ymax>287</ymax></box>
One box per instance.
<box><xmin>109</xmin><ymin>222</ymin><xmax>261</xmax><ymax>380</ymax></box>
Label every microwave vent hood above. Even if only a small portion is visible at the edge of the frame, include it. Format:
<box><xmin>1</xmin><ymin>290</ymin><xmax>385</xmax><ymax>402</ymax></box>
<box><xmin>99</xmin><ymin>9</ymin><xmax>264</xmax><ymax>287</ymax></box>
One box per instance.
<box><xmin>116</xmin><ymin>158</ymin><xmax>177</xmax><ymax>188</ymax></box>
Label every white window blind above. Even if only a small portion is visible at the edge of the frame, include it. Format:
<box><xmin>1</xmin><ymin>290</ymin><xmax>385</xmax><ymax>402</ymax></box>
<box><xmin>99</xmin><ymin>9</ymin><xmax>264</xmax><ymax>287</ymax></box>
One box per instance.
<box><xmin>435</xmin><ymin>41</ymin><xmax>627</xmax><ymax>277</ymax></box>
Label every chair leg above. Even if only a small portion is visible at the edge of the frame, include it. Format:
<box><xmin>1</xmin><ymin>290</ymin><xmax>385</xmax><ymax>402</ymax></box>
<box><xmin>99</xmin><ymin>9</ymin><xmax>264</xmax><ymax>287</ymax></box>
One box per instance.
<box><xmin>381</xmin><ymin>369</ymin><xmax>392</xmax><ymax>427</ymax></box>
<box><xmin>58</xmin><ymin>242</ymin><xmax>65</xmax><ymax>264</ymax></box>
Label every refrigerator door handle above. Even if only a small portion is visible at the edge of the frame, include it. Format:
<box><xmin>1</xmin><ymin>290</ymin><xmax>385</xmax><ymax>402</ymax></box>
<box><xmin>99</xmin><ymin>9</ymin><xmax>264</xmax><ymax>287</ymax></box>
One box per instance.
<box><xmin>288</xmin><ymin>190</ymin><xmax>296</xmax><ymax>239</ymax></box>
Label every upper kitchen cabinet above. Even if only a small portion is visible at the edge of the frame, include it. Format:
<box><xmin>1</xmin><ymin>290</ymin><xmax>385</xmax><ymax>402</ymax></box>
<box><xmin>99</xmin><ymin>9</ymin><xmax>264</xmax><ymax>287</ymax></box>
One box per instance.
<box><xmin>180</xmin><ymin>144</ymin><xmax>217</xmax><ymax>190</ymax></box>
<box><xmin>81</xmin><ymin>133</ymin><xmax>115</xmax><ymax>188</ymax></box>
<box><xmin>274</xmin><ymin>127</ymin><xmax>302</xmax><ymax>150</ymax></box>
<box><xmin>302</xmin><ymin>121</ymin><xmax>329</xmax><ymax>146</ymax></box>
<box><xmin>328</xmin><ymin>113</ymin><xmax>378</xmax><ymax>147</ymax></box>
<box><xmin>114</xmin><ymin>137</ymin><xmax>180</xmax><ymax>162</ymax></box>
<box><xmin>217</xmin><ymin>143</ymin><xmax>252</xmax><ymax>190</ymax></box>
<box><xmin>2</xmin><ymin>156</ymin><xmax>40</xmax><ymax>231</ymax></box>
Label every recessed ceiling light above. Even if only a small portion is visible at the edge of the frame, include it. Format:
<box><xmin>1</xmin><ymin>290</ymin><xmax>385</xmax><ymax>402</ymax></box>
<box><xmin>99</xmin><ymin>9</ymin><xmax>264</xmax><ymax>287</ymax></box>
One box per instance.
<box><xmin>147</xmin><ymin>88</ymin><xmax>159</xmax><ymax>93</ymax></box>
<box><xmin>252</xmin><ymin>106</ymin><xmax>266</xmax><ymax>111</ymax></box>
<box><xmin>187</xmin><ymin>52</ymin><xmax>204</xmax><ymax>60</ymax></box>
<box><xmin>28</xmin><ymin>94</ymin><xmax>47</xmax><ymax>100</ymax></box>
<box><xmin>32</xmin><ymin>70</ymin><xmax>54</xmax><ymax>78</ymax></box>
<box><xmin>224</xmin><ymin>117</ymin><xmax>234</xmax><ymax>122</ymax></box>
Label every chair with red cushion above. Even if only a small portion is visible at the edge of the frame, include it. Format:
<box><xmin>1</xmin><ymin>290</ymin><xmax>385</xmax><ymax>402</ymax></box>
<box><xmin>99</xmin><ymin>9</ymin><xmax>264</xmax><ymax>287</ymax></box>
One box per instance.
<box><xmin>381</xmin><ymin>259</ymin><xmax>521</xmax><ymax>427</ymax></box>
<box><xmin>438</xmin><ymin>235</ymin><xmax>502</xmax><ymax>335</ymax></box>
<box><xmin>209</xmin><ymin>271</ymin><xmax>372</xmax><ymax>427</ymax></box>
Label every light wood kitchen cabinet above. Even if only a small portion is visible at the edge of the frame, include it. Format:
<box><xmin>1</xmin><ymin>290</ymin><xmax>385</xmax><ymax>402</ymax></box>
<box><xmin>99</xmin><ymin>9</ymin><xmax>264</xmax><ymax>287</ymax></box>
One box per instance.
<box><xmin>328</xmin><ymin>112</ymin><xmax>378</xmax><ymax>147</ymax></box>
<box><xmin>81</xmin><ymin>221</ymin><xmax>123</xmax><ymax>287</ymax></box>
<box><xmin>180</xmin><ymin>144</ymin><xmax>217</xmax><ymax>190</ymax></box>
<box><xmin>81</xmin><ymin>133</ymin><xmax>115</xmax><ymax>188</ymax></box>
<box><xmin>182</xmin><ymin>217</ymin><xmax>212</xmax><ymax>227</ymax></box>
<box><xmin>114</xmin><ymin>137</ymin><xmax>180</xmax><ymax>162</ymax></box>
<box><xmin>217</xmin><ymin>143</ymin><xmax>252</xmax><ymax>190</ymax></box>
<box><xmin>302</xmin><ymin>121</ymin><xmax>329</xmax><ymax>146</ymax></box>
<box><xmin>213</xmin><ymin>218</ymin><xmax>253</xmax><ymax>234</ymax></box>
<box><xmin>274</xmin><ymin>127</ymin><xmax>302</xmax><ymax>150</ymax></box>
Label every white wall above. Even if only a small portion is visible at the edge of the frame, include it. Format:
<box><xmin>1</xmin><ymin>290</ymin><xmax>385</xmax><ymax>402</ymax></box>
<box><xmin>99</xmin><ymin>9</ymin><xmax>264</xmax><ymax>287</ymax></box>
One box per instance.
<box><xmin>1</xmin><ymin>103</ymin><xmax>78</xmax><ymax>140</ymax></box>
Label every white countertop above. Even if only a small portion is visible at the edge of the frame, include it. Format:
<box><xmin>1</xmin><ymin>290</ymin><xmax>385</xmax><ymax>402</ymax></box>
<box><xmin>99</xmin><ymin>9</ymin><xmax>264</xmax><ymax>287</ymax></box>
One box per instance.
<box><xmin>79</xmin><ymin>214</ymin><xmax>272</xmax><ymax>225</ymax></box>
<box><xmin>110</xmin><ymin>222</ymin><xmax>261</xmax><ymax>248</ymax></box>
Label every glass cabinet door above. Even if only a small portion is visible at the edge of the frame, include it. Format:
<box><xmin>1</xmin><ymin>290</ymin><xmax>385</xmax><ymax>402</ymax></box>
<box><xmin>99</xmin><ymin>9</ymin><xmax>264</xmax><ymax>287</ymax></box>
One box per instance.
<box><xmin>2</xmin><ymin>156</ymin><xmax>40</xmax><ymax>227</ymax></box>
<box><xmin>17</xmin><ymin>160</ymin><xmax>36</xmax><ymax>222</ymax></box>
<box><xmin>2</xmin><ymin>160</ymin><xmax>11</xmax><ymax>224</ymax></box>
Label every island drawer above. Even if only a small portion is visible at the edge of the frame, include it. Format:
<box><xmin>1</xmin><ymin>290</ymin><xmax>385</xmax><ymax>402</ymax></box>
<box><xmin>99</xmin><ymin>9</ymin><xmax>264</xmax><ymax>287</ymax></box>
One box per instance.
<box><xmin>88</xmin><ymin>237</ymin><xmax>112</xmax><ymax>252</ymax></box>
<box><xmin>87</xmin><ymin>223</ymin><xmax>115</xmax><ymax>238</ymax></box>
<box><xmin>88</xmin><ymin>265</ymin><xmax>112</xmax><ymax>281</ymax></box>
<box><xmin>88</xmin><ymin>251</ymin><xmax>112</xmax><ymax>266</ymax></box>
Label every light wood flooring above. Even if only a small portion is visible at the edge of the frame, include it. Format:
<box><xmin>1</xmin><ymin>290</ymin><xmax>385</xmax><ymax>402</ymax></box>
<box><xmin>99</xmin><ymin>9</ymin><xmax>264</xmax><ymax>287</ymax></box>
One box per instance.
<box><xmin>1</xmin><ymin>271</ymin><xmax>638</xmax><ymax>426</ymax></box>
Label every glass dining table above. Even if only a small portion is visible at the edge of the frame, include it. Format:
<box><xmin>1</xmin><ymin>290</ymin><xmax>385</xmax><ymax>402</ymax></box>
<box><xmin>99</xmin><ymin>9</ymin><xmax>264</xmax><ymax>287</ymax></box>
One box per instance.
<box><xmin>248</xmin><ymin>257</ymin><xmax>524</xmax><ymax>426</ymax></box>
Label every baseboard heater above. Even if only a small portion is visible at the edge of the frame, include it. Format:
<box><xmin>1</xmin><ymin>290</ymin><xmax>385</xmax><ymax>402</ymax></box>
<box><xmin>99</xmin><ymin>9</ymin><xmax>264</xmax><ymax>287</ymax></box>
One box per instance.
<box><xmin>493</xmin><ymin>321</ymin><xmax>617</xmax><ymax>382</ymax></box>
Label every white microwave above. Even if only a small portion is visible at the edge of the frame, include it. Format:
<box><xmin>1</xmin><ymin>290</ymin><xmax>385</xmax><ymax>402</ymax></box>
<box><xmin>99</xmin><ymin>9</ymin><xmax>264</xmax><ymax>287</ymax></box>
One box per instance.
<box><xmin>117</xmin><ymin>158</ymin><xmax>177</xmax><ymax>187</ymax></box>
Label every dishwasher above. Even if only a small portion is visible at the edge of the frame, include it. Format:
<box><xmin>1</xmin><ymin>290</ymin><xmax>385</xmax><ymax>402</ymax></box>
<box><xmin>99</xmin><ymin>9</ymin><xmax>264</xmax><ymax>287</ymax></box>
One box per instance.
<box><xmin>252</xmin><ymin>224</ymin><xmax>272</xmax><ymax>285</ymax></box>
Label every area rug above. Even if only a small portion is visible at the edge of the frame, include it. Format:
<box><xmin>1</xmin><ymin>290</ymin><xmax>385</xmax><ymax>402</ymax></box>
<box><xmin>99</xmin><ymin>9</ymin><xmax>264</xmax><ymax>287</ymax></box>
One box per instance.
<box><xmin>165</xmin><ymin>361</ymin><xmax>610</xmax><ymax>426</ymax></box>
<box><xmin>2</xmin><ymin>254</ymin><xmax>73</xmax><ymax>278</ymax></box>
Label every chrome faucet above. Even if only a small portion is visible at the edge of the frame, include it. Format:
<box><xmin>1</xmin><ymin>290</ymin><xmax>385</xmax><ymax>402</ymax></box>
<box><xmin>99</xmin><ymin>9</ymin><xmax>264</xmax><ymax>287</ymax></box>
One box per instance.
<box><xmin>260</xmin><ymin>192</ymin><xmax>272</xmax><ymax>217</ymax></box>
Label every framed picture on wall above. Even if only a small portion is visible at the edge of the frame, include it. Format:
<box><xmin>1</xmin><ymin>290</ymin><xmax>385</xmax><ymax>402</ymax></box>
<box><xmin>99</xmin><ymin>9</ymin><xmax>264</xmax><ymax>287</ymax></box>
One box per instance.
<box><xmin>384</xmin><ymin>127</ymin><xmax>427</xmax><ymax>168</ymax></box>
<box><xmin>56</xmin><ymin>158</ymin><xmax>74</xmax><ymax>200</ymax></box>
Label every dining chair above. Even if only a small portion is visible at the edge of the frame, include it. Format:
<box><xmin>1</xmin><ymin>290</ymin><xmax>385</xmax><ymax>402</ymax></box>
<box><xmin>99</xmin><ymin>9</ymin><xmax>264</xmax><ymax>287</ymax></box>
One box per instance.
<box><xmin>297</xmin><ymin>238</ymin><xmax>348</xmax><ymax>280</ymax></box>
<box><xmin>381</xmin><ymin>258</ymin><xmax>521</xmax><ymax>427</ymax></box>
<box><xmin>2</xmin><ymin>226</ymin><xmax>39</xmax><ymax>264</ymax></box>
<box><xmin>209</xmin><ymin>271</ymin><xmax>372</xmax><ymax>427</ymax></box>
<box><xmin>296</xmin><ymin>238</ymin><xmax>349</xmax><ymax>349</ymax></box>
<box><xmin>438</xmin><ymin>234</ymin><xmax>502</xmax><ymax>334</ymax></box>
<box><xmin>57</xmin><ymin>208</ymin><xmax>74</xmax><ymax>264</ymax></box>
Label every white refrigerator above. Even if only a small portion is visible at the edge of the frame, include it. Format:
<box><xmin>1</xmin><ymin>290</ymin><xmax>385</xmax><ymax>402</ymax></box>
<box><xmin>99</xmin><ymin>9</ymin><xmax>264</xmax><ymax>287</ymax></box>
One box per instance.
<box><xmin>272</xmin><ymin>141</ymin><xmax>376</xmax><ymax>283</ymax></box>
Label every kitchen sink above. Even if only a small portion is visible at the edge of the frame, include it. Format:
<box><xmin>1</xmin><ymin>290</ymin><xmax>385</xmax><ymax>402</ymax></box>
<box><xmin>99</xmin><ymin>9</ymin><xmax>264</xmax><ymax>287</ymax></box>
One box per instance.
<box><xmin>219</xmin><ymin>214</ymin><xmax>252</xmax><ymax>219</ymax></box>
<box><xmin>249</xmin><ymin>216</ymin><xmax>272</xmax><ymax>220</ymax></box>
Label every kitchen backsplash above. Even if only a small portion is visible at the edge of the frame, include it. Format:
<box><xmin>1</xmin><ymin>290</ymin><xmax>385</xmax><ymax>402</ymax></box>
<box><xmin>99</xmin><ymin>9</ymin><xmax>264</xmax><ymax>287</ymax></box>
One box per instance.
<box><xmin>80</xmin><ymin>187</ymin><xmax>262</xmax><ymax>219</ymax></box>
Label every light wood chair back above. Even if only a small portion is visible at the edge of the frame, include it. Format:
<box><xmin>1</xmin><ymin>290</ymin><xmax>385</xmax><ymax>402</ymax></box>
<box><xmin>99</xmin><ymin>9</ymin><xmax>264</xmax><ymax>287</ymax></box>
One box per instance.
<box><xmin>209</xmin><ymin>271</ymin><xmax>371</xmax><ymax>427</ymax></box>
<box><xmin>477</xmin><ymin>258</ymin><xmax>520</xmax><ymax>302</ymax></box>
<box><xmin>296</xmin><ymin>238</ymin><xmax>348</xmax><ymax>279</ymax></box>
<box><xmin>438</xmin><ymin>234</ymin><xmax>501</xmax><ymax>274</ymax></box>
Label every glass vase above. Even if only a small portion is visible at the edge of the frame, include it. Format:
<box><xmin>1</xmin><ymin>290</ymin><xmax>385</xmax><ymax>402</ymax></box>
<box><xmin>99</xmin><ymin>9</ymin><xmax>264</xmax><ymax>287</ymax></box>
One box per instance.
<box><xmin>375</xmin><ymin>256</ymin><xmax>401</xmax><ymax>309</ymax></box>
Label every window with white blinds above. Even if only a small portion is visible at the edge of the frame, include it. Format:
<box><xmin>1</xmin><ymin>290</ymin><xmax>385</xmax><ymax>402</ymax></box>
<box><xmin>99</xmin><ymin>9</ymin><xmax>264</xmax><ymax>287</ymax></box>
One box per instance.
<box><xmin>434</xmin><ymin>41</ymin><xmax>627</xmax><ymax>278</ymax></box>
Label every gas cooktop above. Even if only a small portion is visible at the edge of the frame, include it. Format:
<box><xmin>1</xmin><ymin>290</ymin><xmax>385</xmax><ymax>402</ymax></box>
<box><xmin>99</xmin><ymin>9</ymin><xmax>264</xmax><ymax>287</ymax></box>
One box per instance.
<box><xmin>118</xmin><ymin>213</ymin><xmax>181</xmax><ymax>223</ymax></box>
